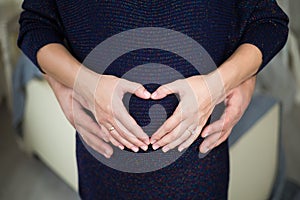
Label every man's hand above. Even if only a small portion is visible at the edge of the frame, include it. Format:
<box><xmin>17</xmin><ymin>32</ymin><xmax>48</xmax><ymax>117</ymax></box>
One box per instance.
<box><xmin>149</xmin><ymin>72</ymin><xmax>225</xmax><ymax>153</ymax></box>
<box><xmin>45</xmin><ymin>75</ymin><xmax>114</xmax><ymax>158</ymax></box>
<box><xmin>199</xmin><ymin>76</ymin><xmax>256</xmax><ymax>153</ymax></box>
<box><xmin>149</xmin><ymin>72</ymin><xmax>256</xmax><ymax>154</ymax></box>
<box><xmin>74</xmin><ymin>67</ymin><xmax>151</xmax><ymax>152</ymax></box>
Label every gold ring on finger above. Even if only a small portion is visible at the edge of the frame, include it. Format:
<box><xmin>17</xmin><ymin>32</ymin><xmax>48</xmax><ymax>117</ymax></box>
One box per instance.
<box><xmin>108</xmin><ymin>126</ymin><xmax>115</xmax><ymax>132</ymax></box>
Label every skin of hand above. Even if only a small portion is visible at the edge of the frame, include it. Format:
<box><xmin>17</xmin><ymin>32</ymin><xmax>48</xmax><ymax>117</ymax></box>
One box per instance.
<box><xmin>199</xmin><ymin>76</ymin><xmax>256</xmax><ymax>153</ymax></box>
<box><xmin>37</xmin><ymin>44</ymin><xmax>151</xmax><ymax>153</ymax></box>
<box><xmin>150</xmin><ymin>73</ymin><xmax>224</xmax><ymax>153</ymax></box>
<box><xmin>74</xmin><ymin>67</ymin><xmax>151</xmax><ymax>152</ymax></box>
<box><xmin>38</xmin><ymin>43</ymin><xmax>261</xmax><ymax>155</ymax></box>
<box><xmin>44</xmin><ymin>74</ymin><xmax>113</xmax><ymax>158</ymax></box>
<box><xmin>149</xmin><ymin>44</ymin><xmax>262</xmax><ymax>153</ymax></box>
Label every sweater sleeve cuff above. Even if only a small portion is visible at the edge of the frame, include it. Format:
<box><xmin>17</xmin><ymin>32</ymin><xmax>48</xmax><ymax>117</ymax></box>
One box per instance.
<box><xmin>239</xmin><ymin>22</ymin><xmax>289</xmax><ymax>73</ymax></box>
<box><xmin>18</xmin><ymin>28</ymin><xmax>65</xmax><ymax>73</ymax></box>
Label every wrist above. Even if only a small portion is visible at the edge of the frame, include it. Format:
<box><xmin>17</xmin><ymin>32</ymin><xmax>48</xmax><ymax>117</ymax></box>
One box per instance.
<box><xmin>203</xmin><ymin>71</ymin><xmax>226</xmax><ymax>105</ymax></box>
<box><xmin>216</xmin><ymin>44</ymin><xmax>262</xmax><ymax>93</ymax></box>
<box><xmin>74</xmin><ymin>66</ymin><xmax>101</xmax><ymax>104</ymax></box>
<box><xmin>37</xmin><ymin>43</ymin><xmax>82</xmax><ymax>88</ymax></box>
<box><xmin>216</xmin><ymin>62</ymin><xmax>238</xmax><ymax>94</ymax></box>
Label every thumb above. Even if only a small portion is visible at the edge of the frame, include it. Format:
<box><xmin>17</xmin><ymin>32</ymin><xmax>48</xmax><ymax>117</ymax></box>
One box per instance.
<box><xmin>151</xmin><ymin>80</ymin><xmax>180</xmax><ymax>100</ymax></box>
<box><xmin>123</xmin><ymin>80</ymin><xmax>151</xmax><ymax>99</ymax></box>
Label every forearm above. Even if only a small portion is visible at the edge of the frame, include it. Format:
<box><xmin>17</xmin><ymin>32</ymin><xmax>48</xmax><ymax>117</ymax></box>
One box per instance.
<box><xmin>37</xmin><ymin>43</ymin><xmax>82</xmax><ymax>88</ymax></box>
<box><xmin>213</xmin><ymin>43</ymin><xmax>262</xmax><ymax>95</ymax></box>
<box><xmin>38</xmin><ymin>43</ymin><xmax>101</xmax><ymax>106</ymax></box>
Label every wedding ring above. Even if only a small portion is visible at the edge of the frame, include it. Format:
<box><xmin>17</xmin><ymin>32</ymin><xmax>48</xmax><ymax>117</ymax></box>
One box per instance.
<box><xmin>108</xmin><ymin>126</ymin><xmax>115</xmax><ymax>132</ymax></box>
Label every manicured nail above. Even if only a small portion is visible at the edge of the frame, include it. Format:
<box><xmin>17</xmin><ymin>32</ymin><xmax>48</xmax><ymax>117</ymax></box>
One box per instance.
<box><xmin>151</xmin><ymin>92</ymin><xmax>157</xmax><ymax>98</ymax></box>
<box><xmin>103</xmin><ymin>137</ymin><xmax>109</xmax><ymax>143</ymax></box>
<box><xmin>144</xmin><ymin>90</ymin><xmax>151</xmax><ymax>98</ymax></box>
<box><xmin>162</xmin><ymin>146</ymin><xmax>169</xmax><ymax>153</ymax></box>
<box><xmin>104</xmin><ymin>154</ymin><xmax>111</xmax><ymax>159</ymax></box>
<box><xmin>150</xmin><ymin>139</ymin><xmax>156</xmax><ymax>144</ymax></box>
<box><xmin>201</xmin><ymin>146</ymin><xmax>210</xmax><ymax>154</ymax></box>
<box><xmin>178</xmin><ymin>146</ymin><xmax>184</xmax><ymax>152</ymax></box>
<box><xmin>141</xmin><ymin>145</ymin><xmax>148</xmax><ymax>151</ymax></box>
<box><xmin>131</xmin><ymin>146</ymin><xmax>139</xmax><ymax>152</ymax></box>
<box><xmin>152</xmin><ymin>144</ymin><xmax>160</xmax><ymax>150</ymax></box>
<box><xmin>118</xmin><ymin>145</ymin><xmax>124</xmax><ymax>150</ymax></box>
<box><xmin>104</xmin><ymin>151</ymin><xmax>112</xmax><ymax>158</ymax></box>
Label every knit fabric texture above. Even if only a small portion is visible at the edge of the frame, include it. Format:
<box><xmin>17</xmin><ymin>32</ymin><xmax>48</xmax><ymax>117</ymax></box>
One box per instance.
<box><xmin>18</xmin><ymin>1</ymin><xmax>288</xmax><ymax>199</ymax></box>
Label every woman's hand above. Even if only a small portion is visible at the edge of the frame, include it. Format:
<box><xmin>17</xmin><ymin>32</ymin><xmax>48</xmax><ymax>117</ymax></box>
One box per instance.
<box><xmin>199</xmin><ymin>76</ymin><xmax>256</xmax><ymax>153</ymax></box>
<box><xmin>149</xmin><ymin>72</ymin><xmax>225</xmax><ymax>153</ymax></box>
<box><xmin>37</xmin><ymin>44</ymin><xmax>151</xmax><ymax>153</ymax></box>
<box><xmin>45</xmin><ymin>75</ymin><xmax>113</xmax><ymax>158</ymax></box>
<box><xmin>149</xmin><ymin>73</ymin><xmax>256</xmax><ymax>154</ymax></box>
<box><xmin>74</xmin><ymin>67</ymin><xmax>151</xmax><ymax>152</ymax></box>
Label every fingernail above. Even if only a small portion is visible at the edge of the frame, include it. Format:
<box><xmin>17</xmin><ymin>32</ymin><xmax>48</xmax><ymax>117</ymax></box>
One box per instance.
<box><xmin>104</xmin><ymin>154</ymin><xmax>111</xmax><ymax>159</ymax></box>
<box><xmin>144</xmin><ymin>90</ymin><xmax>151</xmax><ymax>98</ymax></box>
<box><xmin>151</xmin><ymin>92</ymin><xmax>157</xmax><ymax>98</ymax></box>
<box><xmin>131</xmin><ymin>146</ymin><xmax>139</xmax><ymax>152</ymax></box>
<box><xmin>201</xmin><ymin>146</ymin><xmax>210</xmax><ymax>154</ymax></box>
<box><xmin>202</xmin><ymin>132</ymin><xmax>208</xmax><ymax>138</ymax></box>
<box><xmin>150</xmin><ymin>139</ymin><xmax>156</xmax><ymax>144</ymax></box>
<box><xmin>152</xmin><ymin>144</ymin><xmax>160</xmax><ymax>150</ymax></box>
<box><xmin>162</xmin><ymin>146</ymin><xmax>169</xmax><ymax>153</ymax></box>
<box><xmin>141</xmin><ymin>145</ymin><xmax>148</xmax><ymax>151</ymax></box>
<box><xmin>118</xmin><ymin>145</ymin><xmax>124</xmax><ymax>150</ymax></box>
<box><xmin>103</xmin><ymin>137</ymin><xmax>109</xmax><ymax>143</ymax></box>
<box><xmin>178</xmin><ymin>146</ymin><xmax>184</xmax><ymax>152</ymax></box>
<box><xmin>104</xmin><ymin>151</ymin><xmax>112</xmax><ymax>158</ymax></box>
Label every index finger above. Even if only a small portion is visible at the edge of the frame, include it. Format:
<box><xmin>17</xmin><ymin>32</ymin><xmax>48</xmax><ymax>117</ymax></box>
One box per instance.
<box><xmin>150</xmin><ymin>107</ymin><xmax>183</xmax><ymax>143</ymax></box>
<box><xmin>113</xmin><ymin>101</ymin><xmax>150</xmax><ymax>145</ymax></box>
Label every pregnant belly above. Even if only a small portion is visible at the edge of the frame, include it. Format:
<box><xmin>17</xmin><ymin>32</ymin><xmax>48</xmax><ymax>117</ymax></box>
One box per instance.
<box><xmin>102</xmin><ymin>49</ymin><xmax>201</xmax><ymax>153</ymax></box>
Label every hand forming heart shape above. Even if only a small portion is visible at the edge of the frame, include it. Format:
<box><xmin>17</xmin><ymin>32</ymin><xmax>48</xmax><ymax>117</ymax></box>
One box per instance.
<box><xmin>73</xmin><ymin>66</ymin><xmax>225</xmax><ymax>155</ymax></box>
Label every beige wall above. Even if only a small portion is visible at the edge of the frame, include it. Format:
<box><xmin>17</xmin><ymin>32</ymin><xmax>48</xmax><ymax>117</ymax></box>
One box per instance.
<box><xmin>290</xmin><ymin>0</ymin><xmax>300</xmax><ymax>38</ymax></box>
<box><xmin>0</xmin><ymin>0</ymin><xmax>21</xmax><ymax>3</ymax></box>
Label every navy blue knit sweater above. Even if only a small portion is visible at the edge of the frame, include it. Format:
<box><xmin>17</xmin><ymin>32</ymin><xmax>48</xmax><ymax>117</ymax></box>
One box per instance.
<box><xmin>18</xmin><ymin>1</ymin><xmax>288</xmax><ymax>71</ymax></box>
<box><xmin>18</xmin><ymin>1</ymin><xmax>289</xmax><ymax>199</ymax></box>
